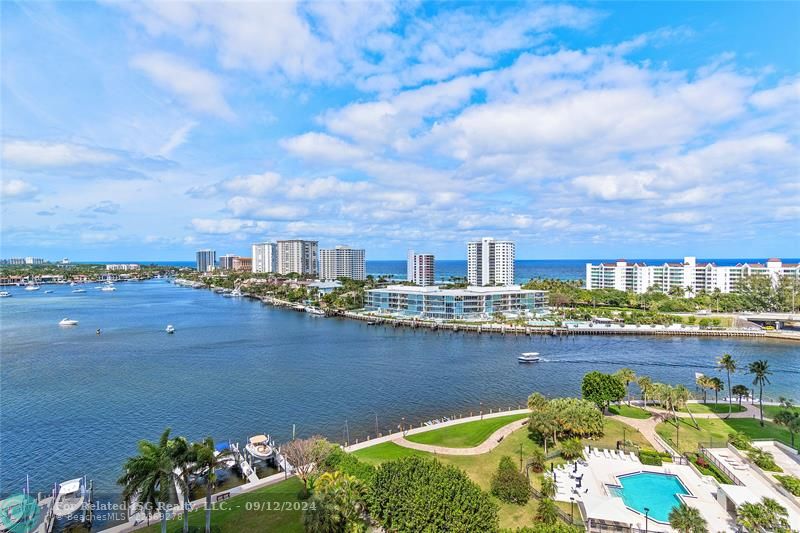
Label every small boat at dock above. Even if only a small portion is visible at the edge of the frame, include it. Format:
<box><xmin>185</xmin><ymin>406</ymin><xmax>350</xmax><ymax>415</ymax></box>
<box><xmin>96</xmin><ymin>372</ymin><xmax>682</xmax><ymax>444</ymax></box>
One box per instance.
<box><xmin>518</xmin><ymin>352</ymin><xmax>541</xmax><ymax>363</ymax></box>
<box><xmin>245</xmin><ymin>435</ymin><xmax>274</xmax><ymax>460</ymax></box>
<box><xmin>53</xmin><ymin>477</ymin><xmax>86</xmax><ymax>518</ymax></box>
<box><xmin>59</xmin><ymin>318</ymin><xmax>79</xmax><ymax>326</ymax></box>
<box><xmin>305</xmin><ymin>306</ymin><xmax>325</xmax><ymax>316</ymax></box>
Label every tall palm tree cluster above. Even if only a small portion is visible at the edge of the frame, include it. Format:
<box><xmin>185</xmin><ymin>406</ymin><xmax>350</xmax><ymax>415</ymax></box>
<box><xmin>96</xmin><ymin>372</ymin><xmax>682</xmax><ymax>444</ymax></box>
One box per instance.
<box><xmin>118</xmin><ymin>428</ymin><xmax>231</xmax><ymax>533</ymax></box>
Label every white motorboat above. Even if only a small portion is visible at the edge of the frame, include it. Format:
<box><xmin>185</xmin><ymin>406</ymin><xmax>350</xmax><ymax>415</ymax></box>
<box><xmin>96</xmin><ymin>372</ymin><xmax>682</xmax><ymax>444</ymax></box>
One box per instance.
<box><xmin>0</xmin><ymin>291</ymin><xmax>11</xmax><ymax>298</ymax></box>
<box><xmin>100</xmin><ymin>286</ymin><xmax>116</xmax><ymax>292</ymax></box>
<box><xmin>53</xmin><ymin>477</ymin><xmax>86</xmax><ymax>518</ymax></box>
<box><xmin>44</xmin><ymin>290</ymin><xmax>54</xmax><ymax>294</ymax></box>
<box><xmin>518</xmin><ymin>352</ymin><xmax>541</xmax><ymax>363</ymax></box>
<box><xmin>24</xmin><ymin>282</ymin><xmax>40</xmax><ymax>291</ymax></box>
<box><xmin>215</xmin><ymin>442</ymin><xmax>236</xmax><ymax>468</ymax></box>
<box><xmin>305</xmin><ymin>306</ymin><xmax>325</xmax><ymax>316</ymax></box>
<box><xmin>245</xmin><ymin>435</ymin><xmax>274</xmax><ymax>460</ymax></box>
<box><xmin>72</xmin><ymin>288</ymin><xmax>86</xmax><ymax>293</ymax></box>
<box><xmin>59</xmin><ymin>318</ymin><xmax>79</xmax><ymax>326</ymax></box>
<box><xmin>165</xmin><ymin>325</ymin><xmax>175</xmax><ymax>334</ymax></box>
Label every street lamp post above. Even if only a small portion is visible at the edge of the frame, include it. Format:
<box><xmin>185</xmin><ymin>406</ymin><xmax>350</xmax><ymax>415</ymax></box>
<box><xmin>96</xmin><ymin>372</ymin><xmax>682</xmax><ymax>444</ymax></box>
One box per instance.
<box><xmin>480</xmin><ymin>401</ymin><xmax>483</xmax><ymax>420</ymax></box>
<box><xmin>644</xmin><ymin>507</ymin><xmax>650</xmax><ymax>533</ymax></box>
<box><xmin>374</xmin><ymin>412</ymin><xmax>379</xmax><ymax>437</ymax></box>
<box><xmin>570</xmin><ymin>497</ymin><xmax>575</xmax><ymax>523</ymax></box>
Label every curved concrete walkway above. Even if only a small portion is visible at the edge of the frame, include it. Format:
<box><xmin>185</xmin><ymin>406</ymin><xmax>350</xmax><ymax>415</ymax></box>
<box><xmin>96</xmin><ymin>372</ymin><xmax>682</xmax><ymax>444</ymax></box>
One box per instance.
<box><xmin>393</xmin><ymin>417</ymin><xmax>528</xmax><ymax>455</ymax></box>
<box><xmin>644</xmin><ymin>401</ymin><xmax>765</xmax><ymax>420</ymax></box>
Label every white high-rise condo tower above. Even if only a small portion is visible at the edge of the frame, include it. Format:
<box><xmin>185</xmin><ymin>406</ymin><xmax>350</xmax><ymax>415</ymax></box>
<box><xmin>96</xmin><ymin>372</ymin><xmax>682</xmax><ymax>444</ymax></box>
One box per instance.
<box><xmin>320</xmin><ymin>245</ymin><xmax>366</xmax><ymax>280</ymax></box>
<box><xmin>196</xmin><ymin>249</ymin><xmax>216</xmax><ymax>272</ymax></box>
<box><xmin>251</xmin><ymin>242</ymin><xmax>278</xmax><ymax>273</ymax></box>
<box><xmin>406</xmin><ymin>250</ymin><xmax>435</xmax><ymax>286</ymax></box>
<box><xmin>467</xmin><ymin>238</ymin><xmax>515</xmax><ymax>286</ymax></box>
<box><xmin>277</xmin><ymin>240</ymin><xmax>318</xmax><ymax>275</ymax></box>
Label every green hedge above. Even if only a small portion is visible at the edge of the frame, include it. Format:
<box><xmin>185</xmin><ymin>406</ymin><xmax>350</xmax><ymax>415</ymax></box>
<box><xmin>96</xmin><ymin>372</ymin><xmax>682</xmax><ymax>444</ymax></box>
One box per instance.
<box><xmin>371</xmin><ymin>457</ymin><xmax>499</xmax><ymax>532</ymax></box>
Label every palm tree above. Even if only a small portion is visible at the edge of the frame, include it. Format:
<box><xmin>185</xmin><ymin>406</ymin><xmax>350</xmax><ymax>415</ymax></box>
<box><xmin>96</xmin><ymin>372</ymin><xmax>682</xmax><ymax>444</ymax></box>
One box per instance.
<box><xmin>117</xmin><ymin>428</ymin><xmax>182</xmax><ymax>533</ymax></box>
<box><xmin>717</xmin><ymin>353</ymin><xmax>736</xmax><ymax>418</ymax></box>
<box><xmin>637</xmin><ymin>375</ymin><xmax>653</xmax><ymax>408</ymax></box>
<box><xmin>170</xmin><ymin>436</ymin><xmax>194</xmax><ymax>533</ymax></box>
<box><xmin>669</xmin><ymin>502</ymin><xmax>708</xmax><ymax>532</ymax></box>
<box><xmin>732</xmin><ymin>385</ymin><xmax>749</xmax><ymax>407</ymax></box>
<box><xmin>304</xmin><ymin>471</ymin><xmax>367</xmax><ymax>532</ymax></box>
<box><xmin>773</xmin><ymin>410</ymin><xmax>800</xmax><ymax>448</ymax></box>
<box><xmin>748</xmin><ymin>360</ymin><xmax>772</xmax><ymax>427</ymax></box>
<box><xmin>615</xmin><ymin>368</ymin><xmax>636</xmax><ymax>406</ymax></box>
<box><xmin>695</xmin><ymin>375</ymin><xmax>711</xmax><ymax>404</ymax></box>
<box><xmin>535</xmin><ymin>498</ymin><xmax>559</xmax><ymax>525</ymax></box>
<box><xmin>193</xmin><ymin>437</ymin><xmax>233</xmax><ymax>533</ymax></box>
<box><xmin>708</xmin><ymin>377</ymin><xmax>724</xmax><ymax>407</ymax></box>
<box><xmin>540</xmin><ymin>475</ymin><xmax>556</xmax><ymax>499</ymax></box>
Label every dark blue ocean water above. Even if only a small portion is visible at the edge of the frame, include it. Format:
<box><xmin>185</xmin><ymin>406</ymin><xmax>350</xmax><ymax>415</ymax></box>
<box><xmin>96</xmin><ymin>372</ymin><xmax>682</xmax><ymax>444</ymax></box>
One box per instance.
<box><xmin>1</xmin><ymin>280</ymin><xmax>798</xmax><ymax>518</ymax></box>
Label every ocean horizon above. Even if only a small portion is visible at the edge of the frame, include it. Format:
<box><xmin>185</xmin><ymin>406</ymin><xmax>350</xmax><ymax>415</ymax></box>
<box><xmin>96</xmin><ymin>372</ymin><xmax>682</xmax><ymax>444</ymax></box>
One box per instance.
<box><xmin>69</xmin><ymin>258</ymin><xmax>800</xmax><ymax>284</ymax></box>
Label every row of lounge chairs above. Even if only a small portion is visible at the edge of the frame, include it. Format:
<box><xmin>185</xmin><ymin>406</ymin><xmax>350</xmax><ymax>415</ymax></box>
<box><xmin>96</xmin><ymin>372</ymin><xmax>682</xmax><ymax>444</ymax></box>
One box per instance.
<box><xmin>584</xmin><ymin>446</ymin><xmax>640</xmax><ymax>463</ymax></box>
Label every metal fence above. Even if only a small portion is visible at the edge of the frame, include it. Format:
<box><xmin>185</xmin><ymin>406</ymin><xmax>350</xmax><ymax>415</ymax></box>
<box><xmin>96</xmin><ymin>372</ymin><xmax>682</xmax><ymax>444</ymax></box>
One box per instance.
<box><xmin>697</xmin><ymin>445</ymin><xmax>744</xmax><ymax>486</ymax></box>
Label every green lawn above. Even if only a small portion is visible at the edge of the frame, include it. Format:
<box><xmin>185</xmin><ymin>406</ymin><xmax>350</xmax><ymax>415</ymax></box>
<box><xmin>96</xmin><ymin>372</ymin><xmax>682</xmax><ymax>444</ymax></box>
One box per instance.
<box><xmin>679</xmin><ymin>403</ymin><xmax>746</xmax><ymax>414</ymax></box>
<box><xmin>404</xmin><ymin>413</ymin><xmax>528</xmax><ymax>448</ymax></box>
<box><xmin>608</xmin><ymin>404</ymin><xmax>651</xmax><ymax>419</ymax></box>
<box><xmin>655</xmin><ymin>417</ymin><xmax>796</xmax><ymax>454</ymax></box>
<box><xmin>351</xmin><ymin>441</ymin><xmax>431</xmax><ymax>465</ymax></box>
<box><xmin>763</xmin><ymin>405</ymin><xmax>800</xmax><ymax>419</ymax></box>
<box><xmin>142</xmin><ymin>477</ymin><xmax>305</xmax><ymax>533</ymax></box>
<box><xmin>349</xmin><ymin>414</ymin><xmax>647</xmax><ymax>530</ymax></box>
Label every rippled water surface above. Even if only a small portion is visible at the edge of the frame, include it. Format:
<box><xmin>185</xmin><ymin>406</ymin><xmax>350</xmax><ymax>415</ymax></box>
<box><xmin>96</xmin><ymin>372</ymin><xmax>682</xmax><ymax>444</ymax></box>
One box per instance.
<box><xmin>2</xmin><ymin>280</ymin><xmax>798</xmax><ymax>506</ymax></box>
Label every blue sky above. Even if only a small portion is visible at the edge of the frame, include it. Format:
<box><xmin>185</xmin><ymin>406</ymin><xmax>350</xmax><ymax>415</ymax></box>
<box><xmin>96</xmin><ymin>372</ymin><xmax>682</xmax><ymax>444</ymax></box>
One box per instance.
<box><xmin>1</xmin><ymin>1</ymin><xmax>798</xmax><ymax>261</ymax></box>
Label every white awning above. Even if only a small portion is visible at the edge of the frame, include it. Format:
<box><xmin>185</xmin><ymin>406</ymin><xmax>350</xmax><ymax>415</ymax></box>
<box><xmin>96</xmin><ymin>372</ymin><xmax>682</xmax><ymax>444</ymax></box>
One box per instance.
<box><xmin>250</xmin><ymin>435</ymin><xmax>268</xmax><ymax>444</ymax></box>
<box><xmin>579</xmin><ymin>494</ymin><xmax>631</xmax><ymax>523</ymax></box>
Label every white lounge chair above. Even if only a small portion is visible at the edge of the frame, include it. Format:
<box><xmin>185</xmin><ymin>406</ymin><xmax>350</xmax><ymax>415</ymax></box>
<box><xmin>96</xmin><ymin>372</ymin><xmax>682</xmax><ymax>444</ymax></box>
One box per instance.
<box><xmin>603</xmin><ymin>449</ymin><xmax>612</xmax><ymax>459</ymax></box>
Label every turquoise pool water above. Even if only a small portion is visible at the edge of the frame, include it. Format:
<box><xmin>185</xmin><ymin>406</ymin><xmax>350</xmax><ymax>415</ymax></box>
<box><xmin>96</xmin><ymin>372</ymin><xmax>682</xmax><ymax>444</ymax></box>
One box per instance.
<box><xmin>609</xmin><ymin>472</ymin><xmax>691</xmax><ymax>523</ymax></box>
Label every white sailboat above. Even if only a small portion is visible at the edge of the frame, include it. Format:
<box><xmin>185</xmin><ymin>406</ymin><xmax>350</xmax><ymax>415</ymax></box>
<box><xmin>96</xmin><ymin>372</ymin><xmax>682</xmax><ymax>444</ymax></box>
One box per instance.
<box><xmin>24</xmin><ymin>281</ymin><xmax>40</xmax><ymax>291</ymax></box>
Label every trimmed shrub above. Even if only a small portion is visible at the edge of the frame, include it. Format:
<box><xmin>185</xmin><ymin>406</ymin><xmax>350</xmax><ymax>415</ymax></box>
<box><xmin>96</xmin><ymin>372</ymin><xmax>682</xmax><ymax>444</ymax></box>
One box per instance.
<box><xmin>639</xmin><ymin>450</ymin><xmax>663</xmax><ymax>466</ymax></box>
<box><xmin>371</xmin><ymin>457</ymin><xmax>499</xmax><ymax>532</ymax></box>
<box><xmin>560</xmin><ymin>438</ymin><xmax>584</xmax><ymax>461</ymax></box>
<box><xmin>321</xmin><ymin>448</ymin><xmax>376</xmax><ymax>484</ymax></box>
<box><xmin>775</xmin><ymin>475</ymin><xmax>800</xmax><ymax>496</ymax></box>
<box><xmin>490</xmin><ymin>456</ymin><xmax>530</xmax><ymax>504</ymax></box>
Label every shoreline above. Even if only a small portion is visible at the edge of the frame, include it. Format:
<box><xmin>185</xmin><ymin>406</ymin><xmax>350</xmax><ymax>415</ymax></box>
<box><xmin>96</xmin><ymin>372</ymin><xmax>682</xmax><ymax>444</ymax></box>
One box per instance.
<box><xmin>224</xmin><ymin>286</ymin><xmax>799</xmax><ymax>342</ymax></box>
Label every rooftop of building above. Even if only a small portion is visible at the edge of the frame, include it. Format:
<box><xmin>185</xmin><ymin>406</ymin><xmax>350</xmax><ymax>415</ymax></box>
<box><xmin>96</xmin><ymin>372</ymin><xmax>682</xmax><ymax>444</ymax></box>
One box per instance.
<box><xmin>368</xmin><ymin>284</ymin><xmax>544</xmax><ymax>295</ymax></box>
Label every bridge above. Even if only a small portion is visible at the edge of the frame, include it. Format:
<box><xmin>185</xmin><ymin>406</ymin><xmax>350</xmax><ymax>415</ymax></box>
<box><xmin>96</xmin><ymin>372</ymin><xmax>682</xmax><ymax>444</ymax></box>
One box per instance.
<box><xmin>741</xmin><ymin>312</ymin><xmax>800</xmax><ymax>330</ymax></box>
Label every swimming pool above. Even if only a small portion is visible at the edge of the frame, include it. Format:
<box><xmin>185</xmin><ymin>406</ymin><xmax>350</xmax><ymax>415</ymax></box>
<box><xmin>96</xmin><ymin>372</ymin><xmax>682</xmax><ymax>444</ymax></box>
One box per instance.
<box><xmin>608</xmin><ymin>472</ymin><xmax>691</xmax><ymax>523</ymax></box>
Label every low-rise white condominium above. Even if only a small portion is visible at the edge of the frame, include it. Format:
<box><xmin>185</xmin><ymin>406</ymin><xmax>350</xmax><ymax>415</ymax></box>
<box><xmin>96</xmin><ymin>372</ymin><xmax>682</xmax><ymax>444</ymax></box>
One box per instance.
<box><xmin>365</xmin><ymin>284</ymin><xmax>546</xmax><ymax>320</ymax></box>
<box><xmin>320</xmin><ymin>245</ymin><xmax>366</xmax><ymax>281</ymax></box>
<box><xmin>407</xmin><ymin>250</ymin><xmax>435</xmax><ymax>286</ymax></box>
<box><xmin>467</xmin><ymin>237</ymin><xmax>515</xmax><ymax>286</ymax></box>
<box><xmin>586</xmin><ymin>257</ymin><xmax>800</xmax><ymax>295</ymax></box>
<box><xmin>277</xmin><ymin>240</ymin><xmax>318</xmax><ymax>276</ymax></box>
<box><xmin>106</xmin><ymin>264</ymin><xmax>140</xmax><ymax>271</ymax></box>
<box><xmin>251</xmin><ymin>242</ymin><xmax>278</xmax><ymax>273</ymax></box>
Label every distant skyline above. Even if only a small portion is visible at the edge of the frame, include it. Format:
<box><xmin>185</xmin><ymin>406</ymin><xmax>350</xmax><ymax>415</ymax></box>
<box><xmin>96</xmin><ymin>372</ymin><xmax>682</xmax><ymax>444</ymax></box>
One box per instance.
<box><xmin>2</xmin><ymin>1</ymin><xmax>799</xmax><ymax>261</ymax></box>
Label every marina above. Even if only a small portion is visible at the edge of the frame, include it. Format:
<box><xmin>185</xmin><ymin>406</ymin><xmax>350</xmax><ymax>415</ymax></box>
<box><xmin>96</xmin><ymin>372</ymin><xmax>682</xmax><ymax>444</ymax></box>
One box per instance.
<box><xmin>1</xmin><ymin>279</ymin><xmax>799</xmax><ymax>529</ymax></box>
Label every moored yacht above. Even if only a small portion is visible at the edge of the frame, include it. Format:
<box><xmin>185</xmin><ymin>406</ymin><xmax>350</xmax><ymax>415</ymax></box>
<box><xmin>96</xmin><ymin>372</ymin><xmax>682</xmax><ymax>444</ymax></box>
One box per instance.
<box><xmin>245</xmin><ymin>435</ymin><xmax>274</xmax><ymax>460</ymax></box>
<box><xmin>53</xmin><ymin>477</ymin><xmax>86</xmax><ymax>518</ymax></box>
<box><xmin>24</xmin><ymin>282</ymin><xmax>40</xmax><ymax>291</ymax></box>
<box><xmin>0</xmin><ymin>291</ymin><xmax>11</xmax><ymax>298</ymax></box>
<box><xmin>518</xmin><ymin>352</ymin><xmax>541</xmax><ymax>363</ymax></box>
